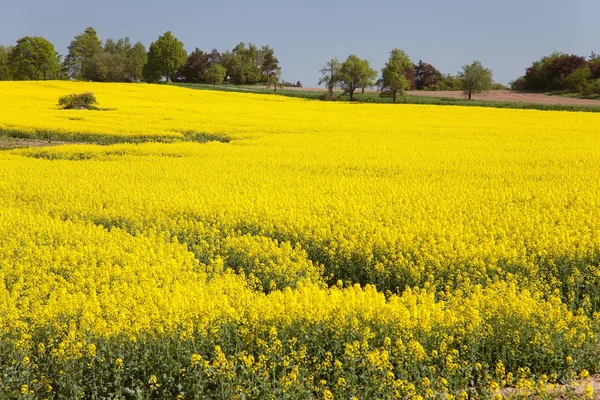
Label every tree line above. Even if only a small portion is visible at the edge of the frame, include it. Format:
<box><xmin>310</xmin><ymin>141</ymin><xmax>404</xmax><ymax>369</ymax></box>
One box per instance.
<box><xmin>511</xmin><ymin>51</ymin><xmax>600</xmax><ymax>95</ymax></box>
<box><xmin>319</xmin><ymin>51</ymin><xmax>496</xmax><ymax>102</ymax></box>
<box><xmin>0</xmin><ymin>28</ymin><xmax>281</xmax><ymax>87</ymax></box>
<box><xmin>4</xmin><ymin>27</ymin><xmax>595</xmax><ymax>99</ymax></box>
<box><xmin>0</xmin><ymin>26</ymin><xmax>498</xmax><ymax>100</ymax></box>
<box><xmin>0</xmin><ymin>29</ymin><xmax>495</xmax><ymax>102</ymax></box>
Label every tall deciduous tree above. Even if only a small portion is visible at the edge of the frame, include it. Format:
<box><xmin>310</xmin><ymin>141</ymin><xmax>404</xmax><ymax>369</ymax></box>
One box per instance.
<box><xmin>261</xmin><ymin>45</ymin><xmax>280</xmax><ymax>88</ymax></box>
<box><xmin>143</xmin><ymin>31</ymin><xmax>187</xmax><ymax>83</ymax></box>
<box><xmin>204</xmin><ymin>64</ymin><xmax>227</xmax><ymax>88</ymax></box>
<box><xmin>100</xmin><ymin>37</ymin><xmax>147</xmax><ymax>82</ymax></box>
<box><xmin>414</xmin><ymin>60</ymin><xmax>442</xmax><ymax>90</ymax></box>
<box><xmin>458</xmin><ymin>61</ymin><xmax>493</xmax><ymax>100</ymax></box>
<box><xmin>176</xmin><ymin>48</ymin><xmax>221</xmax><ymax>83</ymax></box>
<box><xmin>64</xmin><ymin>27</ymin><xmax>103</xmax><ymax>80</ymax></box>
<box><xmin>379</xmin><ymin>49</ymin><xmax>413</xmax><ymax>103</ymax></box>
<box><xmin>8</xmin><ymin>37</ymin><xmax>61</xmax><ymax>80</ymax></box>
<box><xmin>318</xmin><ymin>58</ymin><xmax>341</xmax><ymax>99</ymax></box>
<box><xmin>339</xmin><ymin>55</ymin><xmax>377</xmax><ymax>101</ymax></box>
<box><xmin>219</xmin><ymin>43</ymin><xmax>279</xmax><ymax>85</ymax></box>
<box><xmin>0</xmin><ymin>45</ymin><xmax>12</xmax><ymax>80</ymax></box>
<box><xmin>220</xmin><ymin>42</ymin><xmax>262</xmax><ymax>85</ymax></box>
<box><xmin>589</xmin><ymin>52</ymin><xmax>600</xmax><ymax>80</ymax></box>
<box><xmin>93</xmin><ymin>38</ymin><xmax>125</xmax><ymax>82</ymax></box>
<box><xmin>125</xmin><ymin>41</ymin><xmax>147</xmax><ymax>82</ymax></box>
<box><xmin>207</xmin><ymin>49</ymin><xmax>221</xmax><ymax>66</ymax></box>
<box><xmin>177</xmin><ymin>48</ymin><xmax>209</xmax><ymax>83</ymax></box>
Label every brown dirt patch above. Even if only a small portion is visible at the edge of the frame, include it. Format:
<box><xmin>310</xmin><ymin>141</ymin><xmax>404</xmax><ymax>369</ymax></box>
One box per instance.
<box><xmin>499</xmin><ymin>375</ymin><xmax>600</xmax><ymax>399</ymax></box>
<box><xmin>407</xmin><ymin>90</ymin><xmax>600</xmax><ymax>106</ymax></box>
<box><xmin>0</xmin><ymin>136</ymin><xmax>77</xmax><ymax>150</ymax></box>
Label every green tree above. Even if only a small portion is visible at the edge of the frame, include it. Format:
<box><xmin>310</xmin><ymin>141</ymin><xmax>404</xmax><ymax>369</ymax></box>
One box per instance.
<box><xmin>563</xmin><ymin>66</ymin><xmax>592</xmax><ymax>93</ymax></box>
<box><xmin>219</xmin><ymin>50</ymin><xmax>241</xmax><ymax>83</ymax></box>
<box><xmin>318</xmin><ymin>58</ymin><xmax>341</xmax><ymax>99</ymax></box>
<box><xmin>220</xmin><ymin>42</ymin><xmax>269</xmax><ymax>85</ymax></box>
<box><xmin>244</xmin><ymin>43</ymin><xmax>262</xmax><ymax>84</ymax></box>
<box><xmin>339</xmin><ymin>55</ymin><xmax>377</xmax><ymax>101</ymax></box>
<box><xmin>92</xmin><ymin>52</ymin><xmax>124</xmax><ymax>82</ymax></box>
<box><xmin>8</xmin><ymin>37</ymin><xmax>61</xmax><ymax>80</ymax></box>
<box><xmin>98</xmin><ymin>37</ymin><xmax>147</xmax><ymax>82</ymax></box>
<box><xmin>177</xmin><ymin>48</ymin><xmax>210</xmax><ymax>83</ymax></box>
<box><xmin>588</xmin><ymin>51</ymin><xmax>600</xmax><ymax>80</ymax></box>
<box><xmin>458</xmin><ymin>61</ymin><xmax>493</xmax><ymax>100</ymax></box>
<box><xmin>205</xmin><ymin>64</ymin><xmax>227</xmax><ymax>88</ymax></box>
<box><xmin>220</xmin><ymin>42</ymin><xmax>281</xmax><ymax>85</ymax></box>
<box><xmin>143</xmin><ymin>31</ymin><xmax>187</xmax><ymax>83</ymax></box>
<box><xmin>379</xmin><ymin>49</ymin><xmax>413</xmax><ymax>103</ymax></box>
<box><xmin>266</xmin><ymin>69</ymin><xmax>281</xmax><ymax>92</ymax></box>
<box><xmin>0</xmin><ymin>45</ymin><xmax>12</xmax><ymax>80</ymax></box>
<box><xmin>92</xmin><ymin>38</ymin><xmax>125</xmax><ymax>82</ymax></box>
<box><xmin>261</xmin><ymin>45</ymin><xmax>280</xmax><ymax>87</ymax></box>
<box><xmin>64</xmin><ymin>27</ymin><xmax>103</xmax><ymax>80</ymax></box>
<box><xmin>102</xmin><ymin>38</ymin><xmax>120</xmax><ymax>55</ymax></box>
<box><xmin>207</xmin><ymin>48</ymin><xmax>221</xmax><ymax>66</ymax></box>
<box><xmin>414</xmin><ymin>60</ymin><xmax>442</xmax><ymax>90</ymax></box>
<box><xmin>125</xmin><ymin>41</ymin><xmax>147</xmax><ymax>82</ymax></box>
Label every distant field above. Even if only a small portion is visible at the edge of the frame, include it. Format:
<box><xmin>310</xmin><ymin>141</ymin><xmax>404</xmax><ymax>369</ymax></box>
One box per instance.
<box><xmin>406</xmin><ymin>89</ymin><xmax>600</xmax><ymax>106</ymax></box>
<box><xmin>175</xmin><ymin>83</ymin><xmax>600</xmax><ymax>112</ymax></box>
<box><xmin>264</xmin><ymin>86</ymin><xmax>600</xmax><ymax>106</ymax></box>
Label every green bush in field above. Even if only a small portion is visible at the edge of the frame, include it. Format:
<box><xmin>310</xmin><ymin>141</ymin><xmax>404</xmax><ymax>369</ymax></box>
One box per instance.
<box><xmin>58</xmin><ymin>92</ymin><xmax>98</xmax><ymax>110</ymax></box>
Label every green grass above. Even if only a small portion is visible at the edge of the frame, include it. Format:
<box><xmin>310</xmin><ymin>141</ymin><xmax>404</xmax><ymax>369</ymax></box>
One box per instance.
<box><xmin>551</xmin><ymin>91</ymin><xmax>600</xmax><ymax>100</ymax></box>
<box><xmin>173</xmin><ymin>83</ymin><xmax>600</xmax><ymax>113</ymax></box>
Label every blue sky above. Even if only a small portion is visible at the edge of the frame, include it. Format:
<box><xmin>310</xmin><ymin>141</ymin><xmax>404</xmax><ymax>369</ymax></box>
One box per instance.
<box><xmin>1</xmin><ymin>0</ymin><xmax>598</xmax><ymax>86</ymax></box>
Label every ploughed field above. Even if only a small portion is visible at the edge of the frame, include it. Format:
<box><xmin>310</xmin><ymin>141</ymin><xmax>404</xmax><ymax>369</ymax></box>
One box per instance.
<box><xmin>406</xmin><ymin>89</ymin><xmax>600</xmax><ymax>106</ymax></box>
<box><xmin>1</xmin><ymin>81</ymin><xmax>600</xmax><ymax>399</ymax></box>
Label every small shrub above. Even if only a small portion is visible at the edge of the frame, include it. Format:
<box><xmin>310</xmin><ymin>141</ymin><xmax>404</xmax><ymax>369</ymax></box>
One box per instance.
<box><xmin>491</xmin><ymin>83</ymin><xmax>507</xmax><ymax>90</ymax></box>
<box><xmin>58</xmin><ymin>92</ymin><xmax>98</xmax><ymax>110</ymax></box>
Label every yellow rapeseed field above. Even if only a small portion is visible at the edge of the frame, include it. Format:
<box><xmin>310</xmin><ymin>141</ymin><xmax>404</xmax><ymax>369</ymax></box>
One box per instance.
<box><xmin>1</xmin><ymin>81</ymin><xmax>600</xmax><ymax>398</ymax></box>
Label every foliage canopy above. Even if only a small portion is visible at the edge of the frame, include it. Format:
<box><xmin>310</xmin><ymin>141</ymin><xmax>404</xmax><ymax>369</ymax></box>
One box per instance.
<box><xmin>458</xmin><ymin>61</ymin><xmax>493</xmax><ymax>99</ymax></box>
<box><xmin>8</xmin><ymin>36</ymin><xmax>61</xmax><ymax>81</ymax></box>
<box><xmin>143</xmin><ymin>31</ymin><xmax>187</xmax><ymax>83</ymax></box>
<box><xmin>339</xmin><ymin>55</ymin><xmax>377</xmax><ymax>101</ymax></box>
<box><xmin>379</xmin><ymin>48</ymin><xmax>413</xmax><ymax>103</ymax></box>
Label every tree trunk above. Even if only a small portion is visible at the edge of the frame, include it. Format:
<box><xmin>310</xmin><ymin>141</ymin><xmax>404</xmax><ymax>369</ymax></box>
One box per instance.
<box><xmin>468</xmin><ymin>90</ymin><xmax>472</xmax><ymax>100</ymax></box>
<box><xmin>362</xmin><ymin>87</ymin><xmax>365</xmax><ymax>94</ymax></box>
<box><xmin>393</xmin><ymin>91</ymin><xmax>397</xmax><ymax>103</ymax></box>
<box><xmin>349</xmin><ymin>90</ymin><xmax>354</xmax><ymax>101</ymax></box>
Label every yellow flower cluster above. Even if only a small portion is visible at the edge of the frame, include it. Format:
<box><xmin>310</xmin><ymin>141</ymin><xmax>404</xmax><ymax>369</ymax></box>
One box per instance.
<box><xmin>1</xmin><ymin>81</ymin><xmax>600</xmax><ymax>398</ymax></box>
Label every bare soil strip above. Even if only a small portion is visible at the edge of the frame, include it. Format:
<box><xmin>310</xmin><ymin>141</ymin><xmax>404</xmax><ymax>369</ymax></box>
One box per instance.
<box><xmin>407</xmin><ymin>90</ymin><xmax>600</xmax><ymax>106</ymax></box>
<box><xmin>0</xmin><ymin>136</ymin><xmax>77</xmax><ymax>150</ymax></box>
<box><xmin>501</xmin><ymin>375</ymin><xmax>600</xmax><ymax>398</ymax></box>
